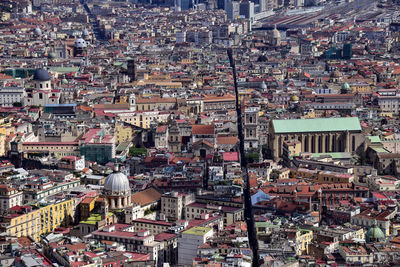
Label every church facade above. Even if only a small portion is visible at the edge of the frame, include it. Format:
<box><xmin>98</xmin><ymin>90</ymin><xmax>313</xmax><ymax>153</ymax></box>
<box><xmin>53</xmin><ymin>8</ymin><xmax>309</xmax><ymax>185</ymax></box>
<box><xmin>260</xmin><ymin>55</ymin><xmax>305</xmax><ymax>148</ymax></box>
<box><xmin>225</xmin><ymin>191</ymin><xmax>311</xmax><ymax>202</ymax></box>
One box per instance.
<box><xmin>268</xmin><ymin>117</ymin><xmax>364</xmax><ymax>160</ymax></box>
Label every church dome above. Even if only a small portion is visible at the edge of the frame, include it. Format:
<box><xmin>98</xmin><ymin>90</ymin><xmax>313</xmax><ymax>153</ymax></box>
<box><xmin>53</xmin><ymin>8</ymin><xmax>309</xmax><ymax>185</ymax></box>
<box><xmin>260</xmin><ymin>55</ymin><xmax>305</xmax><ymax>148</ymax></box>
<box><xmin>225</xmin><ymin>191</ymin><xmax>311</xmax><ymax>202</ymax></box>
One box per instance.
<box><xmin>291</xmin><ymin>95</ymin><xmax>299</xmax><ymax>102</ymax></box>
<box><xmin>34</xmin><ymin>27</ymin><xmax>42</xmax><ymax>36</ymax></box>
<box><xmin>366</xmin><ymin>222</ymin><xmax>385</xmax><ymax>242</ymax></box>
<box><xmin>74</xmin><ymin>38</ymin><xmax>87</xmax><ymax>48</ymax></box>
<box><xmin>330</xmin><ymin>69</ymin><xmax>342</xmax><ymax>78</ymax></box>
<box><xmin>33</xmin><ymin>69</ymin><xmax>51</xmax><ymax>81</ymax></box>
<box><xmin>104</xmin><ymin>171</ymin><xmax>130</xmax><ymax>195</ymax></box>
<box><xmin>272</xmin><ymin>27</ymin><xmax>280</xmax><ymax>39</ymax></box>
<box><xmin>259</xmin><ymin>81</ymin><xmax>267</xmax><ymax>90</ymax></box>
<box><xmin>342</xmin><ymin>82</ymin><xmax>351</xmax><ymax>90</ymax></box>
<box><xmin>61</xmin><ymin>78</ymin><xmax>68</xmax><ymax>84</ymax></box>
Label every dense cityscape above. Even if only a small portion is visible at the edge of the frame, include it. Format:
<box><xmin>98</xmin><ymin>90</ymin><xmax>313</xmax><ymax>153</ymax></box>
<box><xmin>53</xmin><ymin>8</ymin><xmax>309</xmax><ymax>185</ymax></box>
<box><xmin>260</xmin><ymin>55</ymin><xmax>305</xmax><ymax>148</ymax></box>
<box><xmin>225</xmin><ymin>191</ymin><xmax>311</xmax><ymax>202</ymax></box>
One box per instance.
<box><xmin>1</xmin><ymin>0</ymin><xmax>400</xmax><ymax>266</ymax></box>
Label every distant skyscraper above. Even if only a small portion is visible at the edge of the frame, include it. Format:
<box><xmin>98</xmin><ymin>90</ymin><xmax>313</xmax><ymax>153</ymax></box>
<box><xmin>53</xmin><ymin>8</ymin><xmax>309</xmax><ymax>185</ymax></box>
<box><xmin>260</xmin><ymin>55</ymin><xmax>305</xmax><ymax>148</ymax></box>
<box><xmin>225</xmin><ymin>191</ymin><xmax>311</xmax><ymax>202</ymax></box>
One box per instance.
<box><xmin>217</xmin><ymin>0</ymin><xmax>225</xmax><ymax>9</ymax></box>
<box><xmin>259</xmin><ymin>0</ymin><xmax>267</xmax><ymax>11</ymax></box>
<box><xmin>180</xmin><ymin>0</ymin><xmax>193</xmax><ymax>10</ymax></box>
<box><xmin>239</xmin><ymin>1</ymin><xmax>254</xmax><ymax>22</ymax></box>
<box><xmin>225</xmin><ymin>0</ymin><xmax>240</xmax><ymax>20</ymax></box>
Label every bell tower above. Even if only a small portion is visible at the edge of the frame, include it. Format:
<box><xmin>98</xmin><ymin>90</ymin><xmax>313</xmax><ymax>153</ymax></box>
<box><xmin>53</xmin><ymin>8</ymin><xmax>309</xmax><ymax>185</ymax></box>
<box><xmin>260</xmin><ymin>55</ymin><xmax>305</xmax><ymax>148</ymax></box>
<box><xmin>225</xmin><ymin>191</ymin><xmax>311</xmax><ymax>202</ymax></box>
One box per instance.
<box><xmin>244</xmin><ymin>107</ymin><xmax>259</xmax><ymax>151</ymax></box>
<box><xmin>129</xmin><ymin>94</ymin><xmax>136</xmax><ymax>111</ymax></box>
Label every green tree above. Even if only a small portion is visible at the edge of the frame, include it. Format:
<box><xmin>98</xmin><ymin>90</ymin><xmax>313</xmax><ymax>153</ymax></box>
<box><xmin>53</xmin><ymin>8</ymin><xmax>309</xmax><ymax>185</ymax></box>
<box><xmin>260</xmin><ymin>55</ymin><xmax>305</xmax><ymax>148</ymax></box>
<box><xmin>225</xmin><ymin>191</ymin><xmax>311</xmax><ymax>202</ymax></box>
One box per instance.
<box><xmin>129</xmin><ymin>147</ymin><xmax>147</xmax><ymax>157</ymax></box>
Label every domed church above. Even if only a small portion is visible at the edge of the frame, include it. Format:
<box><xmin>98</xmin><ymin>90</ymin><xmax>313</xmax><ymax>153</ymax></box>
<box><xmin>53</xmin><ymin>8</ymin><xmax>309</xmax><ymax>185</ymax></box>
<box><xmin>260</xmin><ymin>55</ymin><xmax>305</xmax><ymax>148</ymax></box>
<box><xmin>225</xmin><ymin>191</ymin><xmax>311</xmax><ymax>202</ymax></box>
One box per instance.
<box><xmin>103</xmin><ymin>168</ymin><xmax>132</xmax><ymax>210</ymax></box>
<box><xmin>366</xmin><ymin>220</ymin><xmax>385</xmax><ymax>243</ymax></box>
<box><xmin>25</xmin><ymin>68</ymin><xmax>61</xmax><ymax>106</ymax></box>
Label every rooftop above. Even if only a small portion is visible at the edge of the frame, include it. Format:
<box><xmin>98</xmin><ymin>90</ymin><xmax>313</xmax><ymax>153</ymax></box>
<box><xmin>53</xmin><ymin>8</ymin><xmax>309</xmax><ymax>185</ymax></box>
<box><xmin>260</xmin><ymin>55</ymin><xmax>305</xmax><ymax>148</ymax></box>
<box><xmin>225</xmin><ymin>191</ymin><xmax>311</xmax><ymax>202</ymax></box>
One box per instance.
<box><xmin>183</xmin><ymin>226</ymin><xmax>212</xmax><ymax>236</ymax></box>
<box><xmin>272</xmin><ymin>117</ymin><xmax>362</xmax><ymax>134</ymax></box>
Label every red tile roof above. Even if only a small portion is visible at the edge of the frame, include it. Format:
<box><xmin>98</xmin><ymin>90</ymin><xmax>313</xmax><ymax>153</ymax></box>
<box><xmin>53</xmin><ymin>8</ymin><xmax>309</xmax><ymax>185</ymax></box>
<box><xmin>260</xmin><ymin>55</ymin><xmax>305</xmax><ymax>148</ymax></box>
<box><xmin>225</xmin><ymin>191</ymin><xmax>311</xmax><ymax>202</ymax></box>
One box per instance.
<box><xmin>192</xmin><ymin>124</ymin><xmax>214</xmax><ymax>135</ymax></box>
<box><xmin>222</xmin><ymin>152</ymin><xmax>239</xmax><ymax>162</ymax></box>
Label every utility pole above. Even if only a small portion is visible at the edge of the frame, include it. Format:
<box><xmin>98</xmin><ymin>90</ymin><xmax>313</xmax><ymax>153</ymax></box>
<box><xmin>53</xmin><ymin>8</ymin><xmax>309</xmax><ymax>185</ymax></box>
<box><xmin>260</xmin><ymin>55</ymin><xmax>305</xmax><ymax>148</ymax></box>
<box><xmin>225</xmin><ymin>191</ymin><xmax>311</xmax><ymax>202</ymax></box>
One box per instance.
<box><xmin>227</xmin><ymin>48</ymin><xmax>260</xmax><ymax>267</ymax></box>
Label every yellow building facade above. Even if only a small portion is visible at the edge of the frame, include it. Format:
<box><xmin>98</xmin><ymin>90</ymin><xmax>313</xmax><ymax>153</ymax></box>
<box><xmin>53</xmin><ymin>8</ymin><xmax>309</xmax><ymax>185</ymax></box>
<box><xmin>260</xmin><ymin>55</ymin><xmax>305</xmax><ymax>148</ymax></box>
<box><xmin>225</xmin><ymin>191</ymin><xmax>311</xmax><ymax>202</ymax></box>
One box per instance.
<box><xmin>349</xmin><ymin>83</ymin><xmax>372</xmax><ymax>94</ymax></box>
<box><xmin>115</xmin><ymin>123</ymin><xmax>133</xmax><ymax>144</ymax></box>
<box><xmin>117</xmin><ymin>111</ymin><xmax>170</xmax><ymax>129</ymax></box>
<box><xmin>296</xmin><ymin>229</ymin><xmax>313</xmax><ymax>255</ymax></box>
<box><xmin>0</xmin><ymin>134</ymin><xmax>6</xmax><ymax>157</ymax></box>
<box><xmin>2</xmin><ymin>198</ymin><xmax>75</xmax><ymax>242</ymax></box>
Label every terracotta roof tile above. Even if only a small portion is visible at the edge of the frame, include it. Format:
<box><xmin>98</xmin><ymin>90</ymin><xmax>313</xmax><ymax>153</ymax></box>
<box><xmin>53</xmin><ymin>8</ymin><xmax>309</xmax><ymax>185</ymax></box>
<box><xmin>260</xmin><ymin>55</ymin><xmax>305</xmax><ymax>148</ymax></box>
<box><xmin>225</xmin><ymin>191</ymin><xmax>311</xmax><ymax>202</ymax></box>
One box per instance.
<box><xmin>131</xmin><ymin>187</ymin><xmax>162</xmax><ymax>206</ymax></box>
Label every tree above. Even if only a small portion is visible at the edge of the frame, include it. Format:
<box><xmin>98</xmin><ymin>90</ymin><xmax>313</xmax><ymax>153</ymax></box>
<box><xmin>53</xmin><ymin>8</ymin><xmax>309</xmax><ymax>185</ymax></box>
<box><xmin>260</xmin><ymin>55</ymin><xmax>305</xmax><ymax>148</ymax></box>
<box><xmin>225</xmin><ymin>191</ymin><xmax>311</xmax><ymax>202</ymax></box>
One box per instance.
<box><xmin>12</xmin><ymin>102</ymin><xmax>22</xmax><ymax>107</ymax></box>
<box><xmin>129</xmin><ymin>147</ymin><xmax>147</xmax><ymax>157</ymax></box>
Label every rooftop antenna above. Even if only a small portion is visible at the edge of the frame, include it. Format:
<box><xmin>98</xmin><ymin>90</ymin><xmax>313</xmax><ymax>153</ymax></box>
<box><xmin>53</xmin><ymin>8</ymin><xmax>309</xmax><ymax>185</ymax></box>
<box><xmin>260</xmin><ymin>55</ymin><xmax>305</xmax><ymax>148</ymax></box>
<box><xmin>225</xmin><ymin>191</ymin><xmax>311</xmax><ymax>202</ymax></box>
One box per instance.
<box><xmin>227</xmin><ymin>48</ymin><xmax>260</xmax><ymax>267</ymax></box>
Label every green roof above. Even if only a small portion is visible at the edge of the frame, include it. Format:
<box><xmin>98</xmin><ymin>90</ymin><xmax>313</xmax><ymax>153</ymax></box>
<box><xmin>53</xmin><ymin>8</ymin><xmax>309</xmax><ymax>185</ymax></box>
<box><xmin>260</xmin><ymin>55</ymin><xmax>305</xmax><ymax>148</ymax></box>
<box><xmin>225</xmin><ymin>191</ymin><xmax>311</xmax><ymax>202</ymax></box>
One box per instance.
<box><xmin>370</xmin><ymin>147</ymin><xmax>390</xmax><ymax>154</ymax></box>
<box><xmin>116</xmin><ymin>142</ymin><xmax>130</xmax><ymax>152</ymax></box>
<box><xmin>366</xmin><ymin>225</ymin><xmax>385</xmax><ymax>241</ymax></box>
<box><xmin>255</xmin><ymin>222</ymin><xmax>280</xmax><ymax>228</ymax></box>
<box><xmin>80</xmin><ymin>214</ymin><xmax>102</xmax><ymax>225</ymax></box>
<box><xmin>48</xmin><ymin>67</ymin><xmax>80</xmax><ymax>73</ymax></box>
<box><xmin>311</xmin><ymin>152</ymin><xmax>352</xmax><ymax>159</ymax></box>
<box><xmin>367</xmin><ymin>136</ymin><xmax>381</xmax><ymax>143</ymax></box>
<box><xmin>272</xmin><ymin>117</ymin><xmax>361</xmax><ymax>134</ymax></box>
<box><xmin>183</xmin><ymin>227</ymin><xmax>212</xmax><ymax>236</ymax></box>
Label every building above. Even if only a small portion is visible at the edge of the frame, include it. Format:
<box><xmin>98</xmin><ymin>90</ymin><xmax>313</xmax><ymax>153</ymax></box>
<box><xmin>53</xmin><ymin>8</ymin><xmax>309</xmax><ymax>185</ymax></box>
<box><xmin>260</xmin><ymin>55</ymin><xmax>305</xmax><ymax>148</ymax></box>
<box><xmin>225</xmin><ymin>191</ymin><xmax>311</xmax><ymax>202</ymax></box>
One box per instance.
<box><xmin>0</xmin><ymin>198</ymin><xmax>75</xmax><ymax>242</ymax></box>
<box><xmin>225</xmin><ymin>0</ymin><xmax>240</xmax><ymax>20</ymax></box>
<box><xmin>43</xmin><ymin>104</ymin><xmax>76</xmax><ymax>119</ymax></box>
<box><xmin>73</xmin><ymin>38</ymin><xmax>88</xmax><ymax>57</ymax></box>
<box><xmin>203</xmin><ymin>94</ymin><xmax>235</xmax><ymax>112</ymax></box>
<box><xmin>103</xmin><ymin>169</ymin><xmax>132</xmax><ymax>210</ymax></box>
<box><xmin>135</xmin><ymin>97</ymin><xmax>177</xmax><ymax>111</ymax></box>
<box><xmin>244</xmin><ymin>107</ymin><xmax>259</xmax><ymax>150</ymax></box>
<box><xmin>132</xmin><ymin>218</ymin><xmax>173</xmax><ymax>235</ymax></box>
<box><xmin>57</xmin><ymin>156</ymin><xmax>85</xmax><ymax>171</ymax></box>
<box><xmin>0</xmin><ymin>87</ymin><xmax>25</xmax><ymax>107</ymax></box>
<box><xmin>192</xmin><ymin>124</ymin><xmax>215</xmax><ymax>144</ymax></box>
<box><xmin>239</xmin><ymin>1</ymin><xmax>254</xmax><ymax>23</ymax></box>
<box><xmin>168</xmin><ymin>123</ymin><xmax>181</xmax><ymax>153</ymax></box>
<box><xmin>350</xmin><ymin>209</ymin><xmax>395</xmax><ymax>236</ymax></box>
<box><xmin>115</xmin><ymin>123</ymin><xmax>133</xmax><ymax>144</ymax></box>
<box><xmin>155</xmin><ymin>233</ymin><xmax>178</xmax><ymax>266</ymax></box>
<box><xmin>22</xmin><ymin>141</ymin><xmax>80</xmax><ymax>159</ymax></box>
<box><xmin>282</xmin><ymin>139</ymin><xmax>302</xmax><ymax>166</ymax></box>
<box><xmin>117</xmin><ymin>111</ymin><xmax>170</xmax><ymax>129</ymax></box>
<box><xmin>339</xmin><ymin>243</ymin><xmax>373</xmax><ymax>265</ymax></box>
<box><xmin>376</xmin><ymin>89</ymin><xmax>400</xmax><ymax>115</ymax></box>
<box><xmin>23</xmin><ymin>179</ymin><xmax>80</xmax><ymax>204</ymax></box>
<box><xmin>185</xmin><ymin>202</ymin><xmax>243</xmax><ymax>226</ymax></box>
<box><xmin>24</xmin><ymin>69</ymin><xmax>61</xmax><ymax>107</ymax></box>
<box><xmin>161</xmin><ymin>192</ymin><xmax>195</xmax><ymax>221</ymax></box>
<box><xmin>178</xmin><ymin>227</ymin><xmax>214</xmax><ymax>265</ymax></box>
<box><xmin>0</xmin><ymin>185</ymin><xmax>23</xmax><ymax>215</ymax></box>
<box><xmin>79</xmin><ymin>128</ymin><xmax>116</xmax><ymax>165</ymax></box>
<box><xmin>154</xmin><ymin>126</ymin><xmax>168</xmax><ymax>149</ymax></box>
<box><xmin>91</xmin><ymin>224</ymin><xmax>164</xmax><ymax>266</ymax></box>
<box><xmin>268</xmin><ymin>117</ymin><xmax>364</xmax><ymax>160</ymax></box>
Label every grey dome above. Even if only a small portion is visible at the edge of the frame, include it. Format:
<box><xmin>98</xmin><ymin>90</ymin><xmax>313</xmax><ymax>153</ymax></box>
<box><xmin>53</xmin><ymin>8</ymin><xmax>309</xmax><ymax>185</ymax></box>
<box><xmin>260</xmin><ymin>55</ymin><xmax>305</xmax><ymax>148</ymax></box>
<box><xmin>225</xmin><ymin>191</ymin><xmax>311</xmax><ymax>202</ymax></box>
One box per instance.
<box><xmin>272</xmin><ymin>25</ymin><xmax>280</xmax><ymax>38</ymax></box>
<box><xmin>33</xmin><ymin>69</ymin><xmax>51</xmax><ymax>81</ymax></box>
<box><xmin>74</xmin><ymin>38</ymin><xmax>87</xmax><ymax>48</ymax></box>
<box><xmin>34</xmin><ymin>27</ymin><xmax>42</xmax><ymax>35</ymax></box>
<box><xmin>259</xmin><ymin>81</ymin><xmax>267</xmax><ymax>89</ymax></box>
<box><xmin>104</xmin><ymin>172</ymin><xmax>130</xmax><ymax>195</ymax></box>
